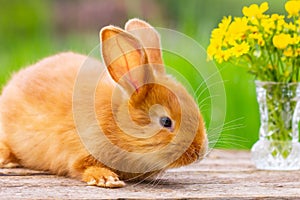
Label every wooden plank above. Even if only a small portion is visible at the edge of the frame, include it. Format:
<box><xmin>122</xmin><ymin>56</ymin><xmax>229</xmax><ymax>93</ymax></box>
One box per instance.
<box><xmin>1</xmin><ymin>150</ymin><xmax>299</xmax><ymax>199</ymax></box>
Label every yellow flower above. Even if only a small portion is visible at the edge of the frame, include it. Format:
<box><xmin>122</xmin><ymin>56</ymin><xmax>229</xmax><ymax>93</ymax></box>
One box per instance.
<box><xmin>218</xmin><ymin>16</ymin><xmax>232</xmax><ymax>32</ymax></box>
<box><xmin>209</xmin><ymin>16</ymin><xmax>232</xmax><ymax>46</ymax></box>
<box><xmin>285</xmin><ymin>0</ymin><xmax>300</xmax><ymax>18</ymax></box>
<box><xmin>207</xmin><ymin>41</ymin><xmax>220</xmax><ymax>61</ymax></box>
<box><xmin>211</xmin><ymin>29</ymin><xmax>225</xmax><ymax>43</ymax></box>
<box><xmin>260</xmin><ymin>18</ymin><xmax>275</xmax><ymax>35</ymax></box>
<box><xmin>214</xmin><ymin>49</ymin><xmax>232</xmax><ymax>63</ymax></box>
<box><xmin>272</xmin><ymin>33</ymin><xmax>292</xmax><ymax>49</ymax></box>
<box><xmin>224</xmin><ymin>17</ymin><xmax>249</xmax><ymax>45</ymax></box>
<box><xmin>272</xmin><ymin>14</ymin><xmax>285</xmax><ymax>30</ymax></box>
<box><xmin>231</xmin><ymin>42</ymin><xmax>250</xmax><ymax>57</ymax></box>
<box><xmin>207</xmin><ymin>0</ymin><xmax>300</xmax><ymax>82</ymax></box>
<box><xmin>284</xmin><ymin>47</ymin><xmax>294</xmax><ymax>57</ymax></box>
<box><xmin>290</xmin><ymin>34</ymin><xmax>300</xmax><ymax>45</ymax></box>
<box><xmin>284</xmin><ymin>22</ymin><xmax>297</xmax><ymax>31</ymax></box>
<box><xmin>271</xmin><ymin>14</ymin><xmax>285</xmax><ymax>21</ymax></box>
<box><xmin>249</xmin><ymin>33</ymin><xmax>265</xmax><ymax>46</ymax></box>
<box><xmin>228</xmin><ymin>17</ymin><xmax>249</xmax><ymax>36</ymax></box>
<box><xmin>242</xmin><ymin>2</ymin><xmax>269</xmax><ymax>19</ymax></box>
<box><xmin>249</xmin><ymin>25</ymin><xmax>259</xmax><ymax>33</ymax></box>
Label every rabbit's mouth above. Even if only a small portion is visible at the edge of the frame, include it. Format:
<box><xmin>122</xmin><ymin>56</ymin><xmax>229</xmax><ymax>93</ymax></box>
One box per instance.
<box><xmin>166</xmin><ymin>133</ymin><xmax>208</xmax><ymax>169</ymax></box>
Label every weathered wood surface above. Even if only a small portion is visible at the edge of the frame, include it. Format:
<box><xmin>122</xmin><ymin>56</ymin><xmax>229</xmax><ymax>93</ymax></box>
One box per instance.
<box><xmin>1</xmin><ymin>150</ymin><xmax>299</xmax><ymax>199</ymax></box>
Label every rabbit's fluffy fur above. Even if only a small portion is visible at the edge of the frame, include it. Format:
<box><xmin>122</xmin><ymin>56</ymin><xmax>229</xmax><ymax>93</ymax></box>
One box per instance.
<box><xmin>0</xmin><ymin>19</ymin><xmax>207</xmax><ymax>188</ymax></box>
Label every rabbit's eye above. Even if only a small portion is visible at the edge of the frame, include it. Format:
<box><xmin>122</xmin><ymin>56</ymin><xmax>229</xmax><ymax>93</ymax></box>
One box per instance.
<box><xmin>159</xmin><ymin>116</ymin><xmax>172</xmax><ymax>128</ymax></box>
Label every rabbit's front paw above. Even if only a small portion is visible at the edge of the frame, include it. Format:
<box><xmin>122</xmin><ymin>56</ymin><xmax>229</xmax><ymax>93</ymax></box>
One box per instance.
<box><xmin>0</xmin><ymin>160</ymin><xmax>20</xmax><ymax>168</ymax></box>
<box><xmin>82</xmin><ymin>166</ymin><xmax>125</xmax><ymax>188</ymax></box>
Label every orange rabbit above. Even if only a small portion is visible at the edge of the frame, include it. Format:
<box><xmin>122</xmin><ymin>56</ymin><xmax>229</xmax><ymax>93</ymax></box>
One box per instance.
<box><xmin>0</xmin><ymin>19</ymin><xmax>207</xmax><ymax>188</ymax></box>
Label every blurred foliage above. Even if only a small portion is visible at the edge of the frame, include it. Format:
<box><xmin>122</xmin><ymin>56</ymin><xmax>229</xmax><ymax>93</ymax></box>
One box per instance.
<box><xmin>0</xmin><ymin>1</ymin><xmax>50</xmax><ymax>70</ymax></box>
<box><xmin>0</xmin><ymin>0</ymin><xmax>287</xmax><ymax>149</ymax></box>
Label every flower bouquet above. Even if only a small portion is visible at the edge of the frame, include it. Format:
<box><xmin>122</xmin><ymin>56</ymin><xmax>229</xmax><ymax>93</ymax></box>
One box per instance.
<box><xmin>207</xmin><ymin>1</ymin><xmax>300</xmax><ymax>170</ymax></box>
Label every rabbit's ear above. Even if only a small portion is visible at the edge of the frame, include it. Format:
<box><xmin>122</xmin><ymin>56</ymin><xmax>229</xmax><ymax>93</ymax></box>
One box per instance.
<box><xmin>100</xmin><ymin>26</ymin><xmax>154</xmax><ymax>95</ymax></box>
<box><xmin>125</xmin><ymin>18</ymin><xmax>165</xmax><ymax>75</ymax></box>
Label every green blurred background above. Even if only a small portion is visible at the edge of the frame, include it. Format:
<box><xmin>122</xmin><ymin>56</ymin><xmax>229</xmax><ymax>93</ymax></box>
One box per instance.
<box><xmin>0</xmin><ymin>0</ymin><xmax>286</xmax><ymax>149</ymax></box>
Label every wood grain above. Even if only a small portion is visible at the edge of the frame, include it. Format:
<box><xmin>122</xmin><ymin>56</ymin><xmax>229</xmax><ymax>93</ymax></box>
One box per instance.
<box><xmin>1</xmin><ymin>150</ymin><xmax>299</xmax><ymax>199</ymax></box>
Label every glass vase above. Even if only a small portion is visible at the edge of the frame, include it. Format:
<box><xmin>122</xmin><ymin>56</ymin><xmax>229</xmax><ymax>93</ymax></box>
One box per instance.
<box><xmin>251</xmin><ymin>81</ymin><xmax>300</xmax><ymax>170</ymax></box>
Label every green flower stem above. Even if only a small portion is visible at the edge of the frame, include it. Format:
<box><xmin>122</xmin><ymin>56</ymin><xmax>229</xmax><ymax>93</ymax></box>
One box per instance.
<box><xmin>266</xmin><ymin>51</ymin><xmax>277</xmax><ymax>81</ymax></box>
<box><xmin>263</xmin><ymin>83</ymin><xmax>297</xmax><ymax>159</ymax></box>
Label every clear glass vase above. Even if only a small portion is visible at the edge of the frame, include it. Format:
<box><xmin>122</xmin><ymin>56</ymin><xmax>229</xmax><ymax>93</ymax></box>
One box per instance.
<box><xmin>251</xmin><ymin>81</ymin><xmax>300</xmax><ymax>170</ymax></box>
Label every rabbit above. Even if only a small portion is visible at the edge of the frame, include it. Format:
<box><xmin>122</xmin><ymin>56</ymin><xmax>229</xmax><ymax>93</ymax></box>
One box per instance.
<box><xmin>0</xmin><ymin>18</ymin><xmax>207</xmax><ymax>188</ymax></box>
